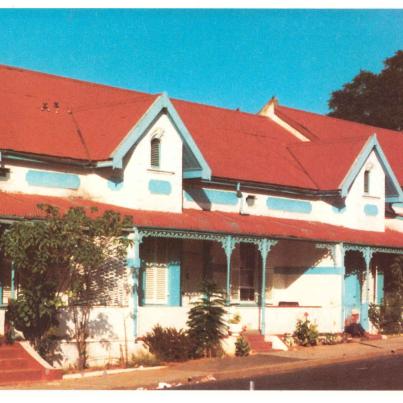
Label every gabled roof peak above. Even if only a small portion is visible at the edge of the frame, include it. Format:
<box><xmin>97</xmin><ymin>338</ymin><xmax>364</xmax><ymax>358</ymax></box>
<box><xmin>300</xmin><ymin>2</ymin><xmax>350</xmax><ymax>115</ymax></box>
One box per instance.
<box><xmin>257</xmin><ymin>96</ymin><xmax>278</xmax><ymax>118</ymax></box>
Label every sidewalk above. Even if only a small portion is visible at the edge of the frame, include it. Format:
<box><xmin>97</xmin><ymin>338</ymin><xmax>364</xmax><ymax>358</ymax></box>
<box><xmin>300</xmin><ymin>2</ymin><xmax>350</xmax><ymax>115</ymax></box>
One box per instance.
<box><xmin>2</xmin><ymin>335</ymin><xmax>403</xmax><ymax>390</ymax></box>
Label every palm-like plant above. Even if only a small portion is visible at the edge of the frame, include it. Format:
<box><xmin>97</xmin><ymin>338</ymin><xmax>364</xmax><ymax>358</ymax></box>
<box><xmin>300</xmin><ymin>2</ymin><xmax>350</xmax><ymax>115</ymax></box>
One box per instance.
<box><xmin>186</xmin><ymin>281</ymin><xmax>227</xmax><ymax>358</ymax></box>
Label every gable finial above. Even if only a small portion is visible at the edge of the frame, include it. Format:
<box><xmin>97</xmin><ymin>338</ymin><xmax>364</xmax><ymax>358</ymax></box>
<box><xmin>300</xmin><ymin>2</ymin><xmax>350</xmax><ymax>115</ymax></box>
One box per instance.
<box><xmin>257</xmin><ymin>96</ymin><xmax>278</xmax><ymax>117</ymax></box>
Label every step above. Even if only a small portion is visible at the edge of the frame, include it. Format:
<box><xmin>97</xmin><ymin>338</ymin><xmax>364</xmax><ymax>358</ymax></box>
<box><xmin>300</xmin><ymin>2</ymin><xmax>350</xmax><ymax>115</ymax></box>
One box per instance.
<box><xmin>0</xmin><ymin>343</ymin><xmax>63</xmax><ymax>385</ymax></box>
<box><xmin>0</xmin><ymin>348</ymin><xmax>25</xmax><ymax>359</ymax></box>
<box><xmin>0</xmin><ymin>358</ymin><xmax>35</xmax><ymax>370</ymax></box>
<box><xmin>0</xmin><ymin>369</ymin><xmax>44</xmax><ymax>385</ymax></box>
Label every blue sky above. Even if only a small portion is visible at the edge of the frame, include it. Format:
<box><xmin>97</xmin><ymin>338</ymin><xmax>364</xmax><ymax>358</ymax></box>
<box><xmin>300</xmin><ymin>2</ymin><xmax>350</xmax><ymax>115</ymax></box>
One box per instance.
<box><xmin>0</xmin><ymin>8</ymin><xmax>402</xmax><ymax>114</ymax></box>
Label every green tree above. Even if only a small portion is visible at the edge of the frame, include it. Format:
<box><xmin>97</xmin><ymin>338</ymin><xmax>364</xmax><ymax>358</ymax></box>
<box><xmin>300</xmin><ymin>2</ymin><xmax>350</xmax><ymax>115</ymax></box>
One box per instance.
<box><xmin>1</xmin><ymin>204</ymin><xmax>132</xmax><ymax>366</ymax></box>
<box><xmin>328</xmin><ymin>50</ymin><xmax>403</xmax><ymax>130</ymax></box>
<box><xmin>384</xmin><ymin>255</ymin><xmax>403</xmax><ymax>333</ymax></box>
<box><xmin>186</xmin><ymin>281</ymin><xmax>227</xmax><ymax>358</ymax></box>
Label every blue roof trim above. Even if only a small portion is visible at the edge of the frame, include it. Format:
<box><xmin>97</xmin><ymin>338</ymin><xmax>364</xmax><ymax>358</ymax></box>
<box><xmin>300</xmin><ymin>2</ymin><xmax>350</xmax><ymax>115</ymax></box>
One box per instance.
<box><xmin>340</xmin><ymin>134</ymin><xmax>403</xmax><ymax>202</ymax></box>
<box><xmin>110</xmin><ymin>93</ymin><xmax>211</xmax><ymax>179</ymax></box>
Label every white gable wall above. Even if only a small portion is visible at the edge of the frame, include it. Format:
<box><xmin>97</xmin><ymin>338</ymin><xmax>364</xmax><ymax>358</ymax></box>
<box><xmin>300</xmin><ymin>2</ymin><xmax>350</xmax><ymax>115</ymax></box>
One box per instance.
<box><xmin>83</xmin><ymin>113</ymin><xmax>183</xmax><ymax>212</ymax></box>
<box><xmin>343</xmin><ymin>150</ymin><xmax>385</xmax><ymax>231</ymax></box>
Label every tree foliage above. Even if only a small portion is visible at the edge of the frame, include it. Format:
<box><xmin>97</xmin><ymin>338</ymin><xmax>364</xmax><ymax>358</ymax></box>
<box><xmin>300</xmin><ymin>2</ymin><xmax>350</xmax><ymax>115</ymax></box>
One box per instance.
<box><xmin>1</xmin><ymin>204</ymin><xmax>132</xmax><ymax>364</ymax></box>
<box><xmin>370</xmin><ymin>255</ymin><xmax>403</xmax><ymax>334</ymax></box>
<box><xmin>186</xmin><ymin>281</ymin><xmax>227</xmax><ymax>358</ymax></box>
<box><xmin>328</xmin><ymin>50</ymin><xmax>403</xmax><ymax>130</ymax></box>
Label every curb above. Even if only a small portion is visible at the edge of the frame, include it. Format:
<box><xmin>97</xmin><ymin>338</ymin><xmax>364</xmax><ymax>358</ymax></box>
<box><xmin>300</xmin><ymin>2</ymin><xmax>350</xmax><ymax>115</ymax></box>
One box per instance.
<box><xmin>63</xmin><ymin>365</ymin><xmax>167</xmax><ymax>380</ymax></box>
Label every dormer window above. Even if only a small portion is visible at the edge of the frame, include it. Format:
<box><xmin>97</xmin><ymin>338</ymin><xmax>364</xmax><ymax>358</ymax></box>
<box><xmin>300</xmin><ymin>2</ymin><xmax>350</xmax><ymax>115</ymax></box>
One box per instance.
<box><xmin>364</xmin><ymin>169</ymin><xmax>370</xmax><ymax>194</ymax></box>
<box><xmin>150</xmin><ymin>137</ymin><xmax>161</xmax><ymax>168</ymax></box>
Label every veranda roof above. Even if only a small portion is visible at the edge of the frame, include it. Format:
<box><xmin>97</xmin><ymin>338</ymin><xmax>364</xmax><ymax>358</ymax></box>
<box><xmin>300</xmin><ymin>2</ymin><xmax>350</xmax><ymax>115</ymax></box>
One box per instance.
<box><xmin>0</xmin><ymin>191</ymin><xmax>402</xmax><ymax>250</ymax></box>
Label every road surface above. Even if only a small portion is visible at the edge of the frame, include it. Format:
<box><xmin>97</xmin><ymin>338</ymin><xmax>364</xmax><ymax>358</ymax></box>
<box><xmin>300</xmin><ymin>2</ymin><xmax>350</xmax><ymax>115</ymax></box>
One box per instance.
<box><xmin>175</xmin><ymin>353</ymin><xmax>403</xmax><ymax>390</ymax></box>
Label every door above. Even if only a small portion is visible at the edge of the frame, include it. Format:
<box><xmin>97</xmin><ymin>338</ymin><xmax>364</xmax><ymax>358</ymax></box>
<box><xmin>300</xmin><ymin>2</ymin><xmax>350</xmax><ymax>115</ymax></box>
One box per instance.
<box><xmin>344</xmin><ymin>272</ymin><xmax>361</xmax><ymax>318</ymax></box>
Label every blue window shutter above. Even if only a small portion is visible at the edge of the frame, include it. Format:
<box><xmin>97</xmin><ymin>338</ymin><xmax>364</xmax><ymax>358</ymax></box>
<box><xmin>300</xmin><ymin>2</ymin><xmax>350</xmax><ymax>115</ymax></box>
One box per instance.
<box><xmin>168</xmin><ymin>261</ymin><xmax>181</xmax><ymax>306</ymax></box>
<box><xmin>377</xmin><ymin>273</ymin><xmax>384</xmax><ymax>304</ymax></box>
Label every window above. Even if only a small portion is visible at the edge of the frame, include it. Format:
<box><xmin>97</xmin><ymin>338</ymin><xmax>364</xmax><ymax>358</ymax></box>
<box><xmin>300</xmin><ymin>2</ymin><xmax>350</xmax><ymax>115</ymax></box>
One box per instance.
<box><xmin>144</xmin><ymin>263</ymin><xmax>168</xmax><ymax>304</ymax></box>
<box><xmin>141</xmin><ymin>238</ymin><xmax>181</xmax><ymax>305</ymax></box>
<box><xmin>150</xmin><ymin>138</ymin><xmax>161</xmax><ymax>168</ymax></box>
<box><xmin>239</xmin><ymin>244</ymin><xmax>257</xmax><ymax>302</ymax></box>
<box><xmin>364</xmin><ymin>170</ymin><xmax>370</xmax><ymax>194</ymax></box>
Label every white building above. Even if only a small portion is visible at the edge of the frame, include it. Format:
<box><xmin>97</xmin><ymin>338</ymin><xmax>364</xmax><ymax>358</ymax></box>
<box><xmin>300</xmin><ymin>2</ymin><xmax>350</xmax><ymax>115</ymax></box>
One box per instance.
<box><xmin>0</xmin><ymin>66</ymin><xmax>402</xmax><ymax>366</ymax></box>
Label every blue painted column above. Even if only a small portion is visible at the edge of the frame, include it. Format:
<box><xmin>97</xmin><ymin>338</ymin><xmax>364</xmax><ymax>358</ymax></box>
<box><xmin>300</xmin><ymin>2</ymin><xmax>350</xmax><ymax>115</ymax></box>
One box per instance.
<box><xmin>0</xmin><ymin>280</ymin><xmax>3</xmax><ymax>305</ymax></box>
<box><xmin>340</xmin><ymin>245</ymin><xmax>346</xmax><ymax>332</ymax></box>
<box><xmin>221</xmin><ymin>236</ymin><xmax>236</xmax><ymax>306</ymax></box>
<box><xmin>10</xmin><ymin>262</ymin><xmax>15</xmax><ymax>300</ymax></box>
<box><xmin>258</xmin><ymin>239</ymin><xmax>277</xmax><ymax>335</ymax></box>
<box><xmin>127</xmin><ymin>228</ymin><xmax>143</xmax><ymax>339</ymax></box>
<box><xmin>361</xmin><ymin>247</ymin><xmax>373</xmax><ymax>331</ymax></box>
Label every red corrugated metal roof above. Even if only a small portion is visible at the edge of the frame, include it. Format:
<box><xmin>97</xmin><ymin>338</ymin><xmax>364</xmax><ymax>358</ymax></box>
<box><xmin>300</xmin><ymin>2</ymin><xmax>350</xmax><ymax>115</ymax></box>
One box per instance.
<box><xmin>1</xmin><ymin>191</ymin><xmax>401</xmax><ymax>249</ymax></box>
<box><xmin>1</xmin><ymin>65</ymin><xmax>402</xmax><ymax>191</ymax></box>
<box><xmin>276</xmin><ymin>105</ymin><xmax>403</xmax><ymax>186</ymax></box>
<box><xmin>287</xmin><ymin>137</ymin><xmax>369</xmax><ymax>190</ymax></box>
<box><xmin>0</xmin><ymin>65</ymin><xmax>157</xmax><ymax>161</ymax></box>
<box><xmin>172</xmin><ymin>99</ymin><xmax>318</xmax><ymax>189</ymax></box>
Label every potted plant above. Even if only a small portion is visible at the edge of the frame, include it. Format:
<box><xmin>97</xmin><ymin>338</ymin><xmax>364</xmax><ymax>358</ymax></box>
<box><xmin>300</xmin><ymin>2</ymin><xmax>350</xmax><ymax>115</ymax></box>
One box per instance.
<box><xmin>228</xmin><ymin>312</ymin><xmax>243</xmax><ymax>336</ymax></box>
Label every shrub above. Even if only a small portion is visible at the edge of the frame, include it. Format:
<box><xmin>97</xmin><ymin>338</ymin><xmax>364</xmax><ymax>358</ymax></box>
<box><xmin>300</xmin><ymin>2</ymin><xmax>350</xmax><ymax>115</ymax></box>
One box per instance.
<box><xmin>187</xmin><ymin>281</ymin><xmax>227</xmax><ymax>358</ymax></box>
<box><xmin>293</xmin><ymin>314</ymin><xmax>319</xmax><ymax>346</ymax></box>
<box><xmin>319</xmin><ymin>333</ymin><xmax>338</xmax><ymax>345</ymax></box>
<box><xmin>235</xmin><ymin>336</ymin><xmax>250</xmax><ymax>357</ymax></box>
<box><xmin>129</xmin><ymin>350</ymin><xmax>161</xmax><ymax>368</ymax></box>
<box><xmin>369</xmin><ymin>303</ymin><xmax>383</xmax><ymax>331</ymax></box>
<box><xmin>369</xmin><ymin>298</ymin><xmax>402</xmax><ymax>334</ymax></box>
<box><xmin>142</xmin><ymin>325</ymin><xmax>193</xmax><ymax>362</ymax></box>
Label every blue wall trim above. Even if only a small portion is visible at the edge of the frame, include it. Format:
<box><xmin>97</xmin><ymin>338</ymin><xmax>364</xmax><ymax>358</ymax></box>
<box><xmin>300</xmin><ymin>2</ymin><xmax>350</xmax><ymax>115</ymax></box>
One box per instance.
<box><xmin>273</xmin><ymin>266</ymin><xmax>343</xmax><ymax>275</ymax></box>
<box><xmin>183</xmin><ymin>169</ymin><xmax>203</xmax><ymax>179</ymax></box>
<box><xmin>185</xmin><ymin>188</ymin><xmax>238</xmax><ymax>206</ymax></box>
<box><xmin>107</xmin><ymin>178</ymin><xmax>124</xmax><ymax>191</ymax></box>
<box><xmin>148</xmin><ymin>179</ymin><xmax>172</xmax><ymax>195</ymax></box>
<box><xmin>267</xmin><ymin>197</ymin><xmax>312</xmax><ymax>214</ymax></box>
<box><xmin>364</xmin><ymin>203</ymin><xmax>379</xmax><ymax>216</ymax></box>
<box><xmin>26</xmin><ymin>170</ymin><xmax>80</xmax><ymax>190</ymax></box>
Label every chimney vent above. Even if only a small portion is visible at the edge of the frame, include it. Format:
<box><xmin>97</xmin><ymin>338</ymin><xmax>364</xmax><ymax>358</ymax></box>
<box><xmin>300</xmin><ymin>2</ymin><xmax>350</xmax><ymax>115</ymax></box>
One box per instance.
<box><xmin>41</xmin><ymin>102</ymin><xmax>49</xmax><ymax>112</ymax></box>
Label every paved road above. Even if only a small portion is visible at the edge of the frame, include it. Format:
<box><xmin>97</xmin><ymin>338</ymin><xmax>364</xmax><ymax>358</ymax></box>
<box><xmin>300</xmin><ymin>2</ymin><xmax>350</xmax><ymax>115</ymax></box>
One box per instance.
<box><xmin>175</xmin><ymin>353</ymin><xmax>403</xmax><ymax>390</ymax></box>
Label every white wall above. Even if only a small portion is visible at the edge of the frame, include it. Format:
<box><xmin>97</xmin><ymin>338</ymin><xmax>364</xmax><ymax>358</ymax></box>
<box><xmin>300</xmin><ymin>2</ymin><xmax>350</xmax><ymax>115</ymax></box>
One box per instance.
<box><xmin>343</xmin><ymin>150</ymin><xmax>385</xmax><ymax>232</ymax></box>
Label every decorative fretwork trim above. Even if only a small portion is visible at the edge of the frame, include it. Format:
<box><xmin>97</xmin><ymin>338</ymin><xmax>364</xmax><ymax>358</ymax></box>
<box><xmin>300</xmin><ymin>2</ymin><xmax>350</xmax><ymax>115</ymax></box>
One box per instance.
<box><xmin>315</xmin><ymin>243</ymin><xmax>337</xmax><ymax>266</ymax></box>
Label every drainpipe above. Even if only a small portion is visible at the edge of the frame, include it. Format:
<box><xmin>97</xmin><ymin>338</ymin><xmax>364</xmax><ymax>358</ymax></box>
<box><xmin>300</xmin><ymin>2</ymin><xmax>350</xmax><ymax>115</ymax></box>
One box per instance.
<box><xmin>236</xmin><ymin>182</ymin><xmax>244</xmax><ymax>214</ymax></box>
